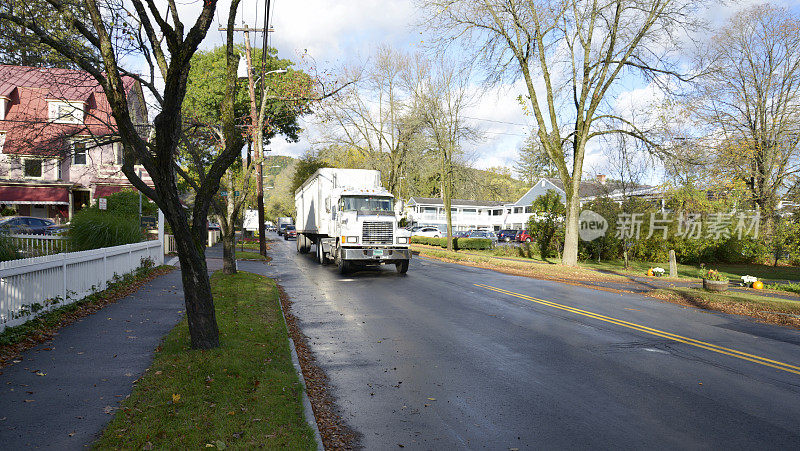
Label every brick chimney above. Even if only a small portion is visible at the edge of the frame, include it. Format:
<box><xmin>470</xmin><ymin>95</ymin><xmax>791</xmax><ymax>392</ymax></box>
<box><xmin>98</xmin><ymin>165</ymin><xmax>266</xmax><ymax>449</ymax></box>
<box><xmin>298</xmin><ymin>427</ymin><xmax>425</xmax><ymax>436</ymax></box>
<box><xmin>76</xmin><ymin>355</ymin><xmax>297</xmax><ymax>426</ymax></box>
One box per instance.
<box><xmin>596</xmin><ymin>174</ymin><xmax>607</xmax><ymax>185</ymax></box>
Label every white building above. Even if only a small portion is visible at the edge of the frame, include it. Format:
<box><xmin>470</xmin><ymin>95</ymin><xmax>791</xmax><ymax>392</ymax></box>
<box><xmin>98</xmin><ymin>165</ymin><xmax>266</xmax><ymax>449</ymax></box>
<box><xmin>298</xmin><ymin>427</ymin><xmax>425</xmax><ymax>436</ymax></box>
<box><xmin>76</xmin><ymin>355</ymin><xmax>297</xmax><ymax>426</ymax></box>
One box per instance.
<box><xmin>404</xmin><ymin>176</ymin><xmax>658</xmax><ymax>231</ymax></box>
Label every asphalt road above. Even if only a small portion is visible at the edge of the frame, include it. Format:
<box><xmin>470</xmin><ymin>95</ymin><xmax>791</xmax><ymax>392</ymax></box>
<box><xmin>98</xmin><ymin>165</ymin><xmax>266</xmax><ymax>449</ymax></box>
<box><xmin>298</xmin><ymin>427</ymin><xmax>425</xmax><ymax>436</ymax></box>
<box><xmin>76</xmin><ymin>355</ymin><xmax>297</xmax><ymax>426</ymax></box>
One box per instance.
<box><xmin>253</xmin><ymin>235</ymin><xmax>800</xmax><ymax>449</ymax></box>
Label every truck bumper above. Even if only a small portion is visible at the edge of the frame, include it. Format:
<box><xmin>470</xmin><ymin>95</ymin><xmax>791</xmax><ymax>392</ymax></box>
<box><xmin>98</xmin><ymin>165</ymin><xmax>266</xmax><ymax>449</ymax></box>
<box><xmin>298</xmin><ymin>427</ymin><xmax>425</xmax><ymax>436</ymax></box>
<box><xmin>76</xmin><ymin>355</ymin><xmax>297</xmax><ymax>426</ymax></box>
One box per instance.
<box><xmin>341</xmin><ymin>247</ymin><xmax>411</xmax><ymax>263</ymax></box>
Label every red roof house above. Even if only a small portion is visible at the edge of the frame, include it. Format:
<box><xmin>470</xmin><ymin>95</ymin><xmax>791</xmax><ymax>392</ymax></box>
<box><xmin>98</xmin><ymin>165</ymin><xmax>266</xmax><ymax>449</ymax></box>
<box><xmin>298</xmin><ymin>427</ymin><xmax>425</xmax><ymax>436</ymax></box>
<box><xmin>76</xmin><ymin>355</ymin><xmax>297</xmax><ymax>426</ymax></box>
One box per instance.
<box><xmin>0</xmin><ymin>65</ymin><xmax>152</xmax><ymax>220</ymax></box>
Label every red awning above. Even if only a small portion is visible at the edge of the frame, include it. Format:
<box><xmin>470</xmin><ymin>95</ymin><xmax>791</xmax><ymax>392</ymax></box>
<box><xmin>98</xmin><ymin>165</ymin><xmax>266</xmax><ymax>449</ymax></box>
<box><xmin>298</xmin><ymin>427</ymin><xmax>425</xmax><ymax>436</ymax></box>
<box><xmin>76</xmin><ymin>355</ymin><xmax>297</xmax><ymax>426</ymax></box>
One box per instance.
<box><xmin>93</xmin><ymin>185</ymin><xmax>135</xmax><ymax>199</ymax></box>
<box><xmin>0</xmin><ymin>185</ymin><xmax>69</xmax><ymax>205</ymax></box>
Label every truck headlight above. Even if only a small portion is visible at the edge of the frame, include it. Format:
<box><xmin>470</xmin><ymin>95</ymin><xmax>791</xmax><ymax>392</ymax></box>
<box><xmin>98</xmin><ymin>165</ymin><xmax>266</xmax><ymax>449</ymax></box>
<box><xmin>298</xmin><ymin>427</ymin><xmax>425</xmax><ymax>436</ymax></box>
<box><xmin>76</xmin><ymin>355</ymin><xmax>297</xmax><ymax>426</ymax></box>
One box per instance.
<box><xmin>344</xmin><ymin>236</ymin><xmax>359</xmax><ymax>244</ymax></box>
<box><xmin>397</xmin><ymin>237</ymin><xmax>408</xmax><ymax>244</ymax></box>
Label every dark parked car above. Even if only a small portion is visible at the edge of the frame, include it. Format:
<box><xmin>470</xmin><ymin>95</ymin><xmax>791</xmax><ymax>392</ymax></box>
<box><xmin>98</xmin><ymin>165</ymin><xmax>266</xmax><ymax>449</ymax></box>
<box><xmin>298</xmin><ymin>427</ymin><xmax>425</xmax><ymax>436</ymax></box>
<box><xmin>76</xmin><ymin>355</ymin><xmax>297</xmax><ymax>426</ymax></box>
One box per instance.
<box><xmin>516</xmin><ymin>230</ymin><xmax>532</xmax><ymax>243</ymax></box>
<box><xmin>0</xmin><ymin>216</ymin><xmax>55</xmax><ymax>235</ymax></box>
<box><xmin>467</xmin><ymin>230</ymin><xmax>498</xmax><ymax>245</ymax></box>
<box><xmin>497</xmin><ymin>229</ymin><xmax>520</xmax><ymax>242</ymax></box>
<box><xmin>452</xmin><ymin>230</ymin><xmax>469</xmax><ymax>238</ymax></box>
<box><xmin>283</xmin><ymin>225</ymin><xmax>297</xmax><ymax>240</ymax></box>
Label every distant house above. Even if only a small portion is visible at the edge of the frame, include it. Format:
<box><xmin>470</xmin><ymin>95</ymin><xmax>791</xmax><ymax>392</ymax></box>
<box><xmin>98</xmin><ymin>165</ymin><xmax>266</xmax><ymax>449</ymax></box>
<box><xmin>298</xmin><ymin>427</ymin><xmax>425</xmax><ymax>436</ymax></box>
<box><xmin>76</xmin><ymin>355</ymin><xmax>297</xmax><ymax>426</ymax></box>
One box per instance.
<box><xmin>404</xmin><ymin>175</ymin><xmax>662</xmax><ymax>230</ymax></box>
<box><xmin>0</xmin><ymin>65</ymin><xmax>152</xmax><ymax>221</ymax></box>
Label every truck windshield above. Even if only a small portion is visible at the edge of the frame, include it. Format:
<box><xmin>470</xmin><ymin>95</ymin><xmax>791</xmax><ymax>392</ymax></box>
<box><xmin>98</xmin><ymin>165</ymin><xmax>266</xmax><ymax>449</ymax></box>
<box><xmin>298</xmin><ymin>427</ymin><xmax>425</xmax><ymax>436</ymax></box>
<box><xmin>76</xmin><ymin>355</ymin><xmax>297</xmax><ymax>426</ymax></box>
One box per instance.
<box><xmin>340</xmin><ymin>196</ymin><xmax>394</xmax><ymax>212</ymax></box>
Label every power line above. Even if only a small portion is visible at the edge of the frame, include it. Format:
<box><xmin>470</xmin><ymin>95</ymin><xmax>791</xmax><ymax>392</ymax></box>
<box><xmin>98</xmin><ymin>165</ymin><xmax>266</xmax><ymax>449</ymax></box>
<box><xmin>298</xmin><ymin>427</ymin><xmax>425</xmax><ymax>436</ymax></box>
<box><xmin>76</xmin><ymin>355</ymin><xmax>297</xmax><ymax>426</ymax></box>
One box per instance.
<box><xmin>462</xmin><ymin>115</ymin><xmax>530</xmax><ymax>127</ymax></box>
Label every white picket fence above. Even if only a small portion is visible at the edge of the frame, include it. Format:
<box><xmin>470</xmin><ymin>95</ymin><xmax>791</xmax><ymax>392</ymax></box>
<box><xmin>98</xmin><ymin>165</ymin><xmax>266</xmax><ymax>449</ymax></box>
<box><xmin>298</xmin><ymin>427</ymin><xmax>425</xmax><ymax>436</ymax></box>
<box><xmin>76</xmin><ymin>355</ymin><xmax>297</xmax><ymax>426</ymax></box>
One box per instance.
<box><xmin>163</xmin><ymin>230</ymin><xmax>221</xmax><ymax>254</ymax></box>
<box><xmin>8</xmin><ymin>234</ymin><xmax>71</xmax><ymax>257</ymax></box>
<box><xmin>208</xmin><ymin>229</ymin><xmax>221</xmax><ymax>247</ymax></box>
<box><xmin>0</xmin><ymin>240</ymin><xmax>164</xmax><ymax>333</ymax></box>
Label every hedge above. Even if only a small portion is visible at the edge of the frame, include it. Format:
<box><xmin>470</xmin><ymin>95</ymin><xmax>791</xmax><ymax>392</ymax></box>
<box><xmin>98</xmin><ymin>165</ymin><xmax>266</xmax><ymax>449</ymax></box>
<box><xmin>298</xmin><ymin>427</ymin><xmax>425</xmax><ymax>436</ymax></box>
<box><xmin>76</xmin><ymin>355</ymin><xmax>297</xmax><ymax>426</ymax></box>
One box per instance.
<box><xmin>410</xmin><ymin>236</ymin><xmax>493</xmax><ymax>250</ymax></box>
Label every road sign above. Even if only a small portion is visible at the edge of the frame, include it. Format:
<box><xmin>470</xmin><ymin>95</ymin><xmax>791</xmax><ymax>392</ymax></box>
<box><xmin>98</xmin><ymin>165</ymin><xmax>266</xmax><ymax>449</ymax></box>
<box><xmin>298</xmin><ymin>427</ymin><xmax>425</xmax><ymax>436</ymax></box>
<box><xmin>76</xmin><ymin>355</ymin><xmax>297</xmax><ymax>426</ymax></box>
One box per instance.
<box><xmin>220</xmin><ymin>191</ymin><xmax>228</xmax><ymax>197</ymax></box>
<box><xmin>98</xmin><ymin>198</ymin><xmax>107</xmax><ymax>210</ymax></box>
<box><xmin>243</xmin><ymin>209</ymin><xmax>259</xmax><ymax>231</ymax></box>
<box><xmin>234</xmin><ymin>191</ymin><xmax>240</xmax><ymax>197</ymax></box>
<box><xmin>140</xmin><ymin>216</ymin><xmax>156</xmax><ymax>228</ymax></box>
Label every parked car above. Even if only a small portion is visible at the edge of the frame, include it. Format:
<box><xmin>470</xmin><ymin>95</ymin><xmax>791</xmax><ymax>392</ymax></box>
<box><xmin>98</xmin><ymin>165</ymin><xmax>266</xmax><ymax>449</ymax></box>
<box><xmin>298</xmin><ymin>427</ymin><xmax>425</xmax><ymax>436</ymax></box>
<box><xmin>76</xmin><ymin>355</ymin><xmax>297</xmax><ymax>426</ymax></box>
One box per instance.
<box><xmin>0</xmin><ymin>216</ymin><xmax>55</xmax><ymax>235</ymax></box>
<box><xmin>452</xmin><ymin>230</ymin><xmax>469</xmax><ymax>238</ymax></box>
<box><xmin>283</xmin><ymin>225</ymin><xmax>297</xmax><ymax>240</ymax></box>
<box><xmin>44</xmin><ymin>224</ymin><xmax>69</xmax><ymax>236</ymax></box>
<box><xmin>497</xmin><ymin>229</ymin><xmax>520</xmax><ymax>242</ymax></box>
<box><xmin>207</xmin><ymin>222</ymin><xmax>221</xmax><ymax>231</ymax></box>
<box><xmin>516</xmin><ymin>230</ymin><xmax>532</xmax><ymax>243</ymax></box>
<box><xmin>467</xmin><ymin>230</ymin><xmax>498</xmax><ymax>245</ymax></box>
<box><xmin>413</xmin><ymin>226</ymin><xmax>442</xmax><ymax>238</ymax></box>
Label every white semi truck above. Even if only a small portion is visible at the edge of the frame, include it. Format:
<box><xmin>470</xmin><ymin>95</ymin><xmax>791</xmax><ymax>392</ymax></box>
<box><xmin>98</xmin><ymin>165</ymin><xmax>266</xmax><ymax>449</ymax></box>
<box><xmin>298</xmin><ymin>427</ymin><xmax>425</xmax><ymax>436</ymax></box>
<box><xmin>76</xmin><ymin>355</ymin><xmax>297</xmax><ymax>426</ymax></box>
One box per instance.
<box><xmin>295</xmin><ymin>168</ymin><xmax>411</xmax><ymax>274</ymax></box>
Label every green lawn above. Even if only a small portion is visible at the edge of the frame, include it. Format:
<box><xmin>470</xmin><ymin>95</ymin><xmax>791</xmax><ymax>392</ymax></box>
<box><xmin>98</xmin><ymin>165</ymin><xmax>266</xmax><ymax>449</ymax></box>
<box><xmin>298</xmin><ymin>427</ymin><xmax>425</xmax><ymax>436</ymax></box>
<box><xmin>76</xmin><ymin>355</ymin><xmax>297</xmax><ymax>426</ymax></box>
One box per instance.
<box><xmin>95</xmin><ymin>272</ymin><xmax>316</xmax><ymax>450</ymax></box>
<box><xmin>650</xmin><ymin>287</ymin><xmax>800</xmax><ymax>323</ymax></box>
<box><xmin>236</xmin><ymin>251</ymin><xmax>269</xmax><ymax>261</ymax></box>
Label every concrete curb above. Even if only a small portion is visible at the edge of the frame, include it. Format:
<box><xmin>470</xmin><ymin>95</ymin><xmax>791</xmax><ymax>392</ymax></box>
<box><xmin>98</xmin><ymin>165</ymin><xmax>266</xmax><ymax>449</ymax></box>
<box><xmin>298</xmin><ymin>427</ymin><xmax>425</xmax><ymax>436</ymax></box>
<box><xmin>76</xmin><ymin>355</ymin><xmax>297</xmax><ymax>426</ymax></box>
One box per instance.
<box><xmin>278</xmin><ymin>294</ymin><xmax>325</xmax><ymax>451</ymax></box>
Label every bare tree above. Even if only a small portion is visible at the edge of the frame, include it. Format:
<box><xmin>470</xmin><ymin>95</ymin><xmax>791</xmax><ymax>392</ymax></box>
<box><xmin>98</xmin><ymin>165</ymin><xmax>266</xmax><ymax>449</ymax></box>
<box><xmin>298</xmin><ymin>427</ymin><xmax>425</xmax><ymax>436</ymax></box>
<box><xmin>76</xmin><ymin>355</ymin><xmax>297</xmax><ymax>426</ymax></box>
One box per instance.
<box><xmin>1</xmin><ymin>0</ymin><xmax>243</xmax><ymax>349</ymax></box>
<box><xmin>419</xmin><ymin>0</ymin><xmax>703</xmax><ymax>265</ymax></box>
<box><xmin>413</xmin><ymin>58</ymin><xmax>477</xmax><ymax>251</ymax></box>
<box><xmin>695</xmin><ymin>4</ymin><xmax>800</xmax><ymax>236</ymax></box>
<box><xmin>316</xmin><ymin>46</ymin><xmax>423</xmax><ymax>198</ymax></box>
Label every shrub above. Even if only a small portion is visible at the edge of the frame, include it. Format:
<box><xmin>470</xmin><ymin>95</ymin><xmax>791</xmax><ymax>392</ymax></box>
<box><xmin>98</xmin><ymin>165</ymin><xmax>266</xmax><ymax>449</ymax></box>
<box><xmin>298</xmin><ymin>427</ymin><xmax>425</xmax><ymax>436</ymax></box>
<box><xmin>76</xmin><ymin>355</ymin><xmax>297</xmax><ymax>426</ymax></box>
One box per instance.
<box><xmin>455</xmin><ymin>238</ymin><xmax>493</xmax><ymax>250</ymax></box>
<box><xmin>527</xmin><ymin>190</ymin><xmax>565</xmax><ymax>259</ymax></box>
<box><xmin>0</xmin><ymin>233</ymin><xmax>16</xmax><ymax>261</ymax></box>
<box><xmin>410</xmin><ymin>236</ymin><xmax>493</xmax><ymax>250</ymax></box>
<box><xmin>98</xmin><ymin>190</ymin><xmax>157</xmax><ymax>217</ymax></box>
<box><xmin>69</xmin><ymin>209</ymin><xmax>144</xmax><ymax>251</ymax></box>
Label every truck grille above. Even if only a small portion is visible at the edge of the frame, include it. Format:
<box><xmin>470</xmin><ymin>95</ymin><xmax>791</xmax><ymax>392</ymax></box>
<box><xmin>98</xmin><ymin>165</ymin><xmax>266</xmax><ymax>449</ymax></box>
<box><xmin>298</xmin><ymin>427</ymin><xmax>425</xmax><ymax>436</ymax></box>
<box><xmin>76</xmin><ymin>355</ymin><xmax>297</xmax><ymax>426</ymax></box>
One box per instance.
<box><xmin>362</xmin><ymin>221</ymin><xmax>393</xmax><ymax>245</ymax></box>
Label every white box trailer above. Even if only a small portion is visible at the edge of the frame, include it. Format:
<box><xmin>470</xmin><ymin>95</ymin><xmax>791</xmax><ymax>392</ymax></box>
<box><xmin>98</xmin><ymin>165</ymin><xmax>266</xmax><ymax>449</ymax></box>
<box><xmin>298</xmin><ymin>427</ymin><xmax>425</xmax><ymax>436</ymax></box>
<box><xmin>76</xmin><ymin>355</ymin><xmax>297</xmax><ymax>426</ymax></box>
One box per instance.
<box><xmin>295</xmin><ymin>168</ymin><xmax>411</xmax><ymax>273</ymax></box>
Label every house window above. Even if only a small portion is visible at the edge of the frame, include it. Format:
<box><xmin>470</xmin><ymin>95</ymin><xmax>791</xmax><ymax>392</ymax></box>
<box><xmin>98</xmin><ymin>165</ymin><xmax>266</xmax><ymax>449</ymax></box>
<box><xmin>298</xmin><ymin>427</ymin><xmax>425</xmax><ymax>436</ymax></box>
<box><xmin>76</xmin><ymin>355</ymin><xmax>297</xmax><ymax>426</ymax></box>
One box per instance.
<box><xmin>514</xmin><ymin>207</ymin><xmax>523</xmax><ymax>214</ymax></box>
<box><xmin>23</xmin><ymin>159</ymin><xmax>43</xmax><ymax>178</ymax></box>
<box><xmin>48</xmin><ymin>101</ymin><xmax>84</xmax><ymax>124</ymax></box>
<box><xmin>114</xmin><ymin>142</ymin><xmax>124</xmax><ymax>165</ymax></box>
<box><xmin>72</xmin><ymin>142</ymin><xmax>87</xmax><ymax>165</ymax></box>
<box><xmin>57</xmin><ymin>159</ymin><xmax>62</xmax><ymax>180</ymax></box>
<box><xmin>525</xmin><ymin>206</ymin><xmax>532</xmax><ymax>213</ymax></box>
<box><xmin>0</xmin><ymin>132</ymin><xmax>5</xmax><ymax>153</ymax></box>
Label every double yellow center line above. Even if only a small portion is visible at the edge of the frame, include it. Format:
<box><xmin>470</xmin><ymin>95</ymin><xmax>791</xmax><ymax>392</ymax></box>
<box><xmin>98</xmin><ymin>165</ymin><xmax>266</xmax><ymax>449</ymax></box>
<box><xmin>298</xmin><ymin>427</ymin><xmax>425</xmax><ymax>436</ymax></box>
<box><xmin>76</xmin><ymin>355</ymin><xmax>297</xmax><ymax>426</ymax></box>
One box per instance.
<box><xmin>475</xmin><ymin>283</ymin><xmax>800</xmax><ymax>376</ymax></box>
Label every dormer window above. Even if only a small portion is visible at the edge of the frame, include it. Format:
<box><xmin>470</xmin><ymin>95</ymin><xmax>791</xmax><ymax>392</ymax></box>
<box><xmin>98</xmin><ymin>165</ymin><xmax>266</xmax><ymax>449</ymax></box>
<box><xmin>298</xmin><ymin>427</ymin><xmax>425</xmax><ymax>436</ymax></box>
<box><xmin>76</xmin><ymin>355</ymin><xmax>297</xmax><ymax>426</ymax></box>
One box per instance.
<box><xmin>48</xmin><ymin>101</ymin><xmax>85</xmax><ymax>124</ymax></box>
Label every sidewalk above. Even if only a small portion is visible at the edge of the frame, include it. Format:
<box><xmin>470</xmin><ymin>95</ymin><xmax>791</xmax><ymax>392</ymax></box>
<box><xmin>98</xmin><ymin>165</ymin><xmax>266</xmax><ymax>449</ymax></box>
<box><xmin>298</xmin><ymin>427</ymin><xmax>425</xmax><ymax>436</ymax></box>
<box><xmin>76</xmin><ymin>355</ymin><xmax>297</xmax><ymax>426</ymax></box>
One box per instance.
<box><xmin>0</xmin><ymin>267</ymin><xmax>186</xmax><ymax>448</ymax></box>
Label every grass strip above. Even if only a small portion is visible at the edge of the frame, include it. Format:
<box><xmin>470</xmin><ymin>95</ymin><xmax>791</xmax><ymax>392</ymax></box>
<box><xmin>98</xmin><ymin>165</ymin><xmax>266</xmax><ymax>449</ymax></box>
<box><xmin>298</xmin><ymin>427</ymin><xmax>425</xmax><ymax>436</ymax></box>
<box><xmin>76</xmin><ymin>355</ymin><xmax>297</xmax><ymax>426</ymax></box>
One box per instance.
<box><xmin>0</xmin><ymin>265</ymin><xmax>173</xmax><ymax>367</ymax></box>
<box><xmin>94</xmin><ymin>271</ymin><xmax>317</xmax><ymax>450</ymax></box>
<box><xmin>236</xmin><ymin>251</ymin><xmax>271</xmax><ymax>261</ymax></box>
<box><xmin>413</xmin><ymin>245</ymin><xmax>626</xmax><ymax>282</ymax></box>
<box><xmin>649</xmin><ymin>287</ymin><xmax>800</xmax><ymax>329</ymax></box>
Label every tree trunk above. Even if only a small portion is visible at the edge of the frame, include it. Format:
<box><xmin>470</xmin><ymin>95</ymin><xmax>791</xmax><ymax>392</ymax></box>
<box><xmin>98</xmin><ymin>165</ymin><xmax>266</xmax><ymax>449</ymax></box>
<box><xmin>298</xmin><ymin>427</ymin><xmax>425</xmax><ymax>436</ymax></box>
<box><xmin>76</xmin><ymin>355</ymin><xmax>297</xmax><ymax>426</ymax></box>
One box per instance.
<box><xmin>220</xmin><ymin>177</ymin><xmax>237</xmax><ymax>274</ymax></box>
<box><xmin>562</xmin><ymin>188</ymin><xmax>580</xmax><ymax>266</ymax></box>
<box><xmin>171</xmin><ymin>221</ymin><xmax>219</xmax><ymax>350</ymax></box>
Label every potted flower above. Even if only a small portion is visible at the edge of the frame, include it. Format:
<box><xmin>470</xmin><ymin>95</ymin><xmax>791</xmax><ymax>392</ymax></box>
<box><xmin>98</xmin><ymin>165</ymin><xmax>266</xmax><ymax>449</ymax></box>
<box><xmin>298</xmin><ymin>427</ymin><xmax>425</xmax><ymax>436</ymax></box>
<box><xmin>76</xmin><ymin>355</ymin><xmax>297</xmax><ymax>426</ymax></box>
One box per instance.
<box><xmin>741</xmin><ymin>275</ymin><xmax>758</xmax><ymax>288</ymax></box>
<box><xmin>652</xmin><ymin>267</ymin><xmax>665</xmax><ymax>277</ymax></box>
<box><xmin>700</xmin><ymin>266</ymin><xmax>728</xmax><ymax>292</ymax></box>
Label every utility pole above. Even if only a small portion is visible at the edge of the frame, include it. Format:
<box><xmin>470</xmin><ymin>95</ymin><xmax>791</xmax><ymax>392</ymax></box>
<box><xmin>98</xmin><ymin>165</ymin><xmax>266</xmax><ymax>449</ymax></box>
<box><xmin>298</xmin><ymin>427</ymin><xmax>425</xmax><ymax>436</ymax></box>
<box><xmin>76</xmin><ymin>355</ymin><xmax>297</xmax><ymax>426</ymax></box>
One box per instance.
<box><xmin>218</xmin><ymin>24</ymin><xmax>269</xmax><ymax>257</ymax></box>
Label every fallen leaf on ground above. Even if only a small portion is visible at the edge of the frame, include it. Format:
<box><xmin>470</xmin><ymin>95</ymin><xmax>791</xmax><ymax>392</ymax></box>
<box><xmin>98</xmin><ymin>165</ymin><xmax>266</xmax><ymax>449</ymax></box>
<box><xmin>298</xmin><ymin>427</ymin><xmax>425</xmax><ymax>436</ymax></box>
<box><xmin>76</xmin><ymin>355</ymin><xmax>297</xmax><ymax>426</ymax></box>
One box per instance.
<box><xmin>172</xmin><ymin>393</ymin><xmax>181</xmax><ymax>403</ymax></box>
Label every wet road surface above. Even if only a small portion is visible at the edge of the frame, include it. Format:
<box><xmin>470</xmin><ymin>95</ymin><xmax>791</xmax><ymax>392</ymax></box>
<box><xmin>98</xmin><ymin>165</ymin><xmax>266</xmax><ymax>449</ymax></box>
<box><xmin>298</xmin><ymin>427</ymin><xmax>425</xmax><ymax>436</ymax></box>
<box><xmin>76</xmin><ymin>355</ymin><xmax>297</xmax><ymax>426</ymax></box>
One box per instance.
<box><xmin>248</xmin><ymin>236</ymin><xmax>800</xmax><ymax>449</ymax></box>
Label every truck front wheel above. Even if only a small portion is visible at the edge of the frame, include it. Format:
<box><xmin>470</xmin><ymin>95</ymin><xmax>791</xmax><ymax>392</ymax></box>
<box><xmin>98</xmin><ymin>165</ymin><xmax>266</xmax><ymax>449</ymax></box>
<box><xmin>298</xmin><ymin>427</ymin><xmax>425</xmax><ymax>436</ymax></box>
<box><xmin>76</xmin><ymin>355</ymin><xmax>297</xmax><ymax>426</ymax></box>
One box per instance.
<box><xmin>395</xmin><ymin>260</ymin><xmax>409</xmax><ymax>274</ymax></box>
<box><xmin>337</xmin><ymin>257</ymin><xmax>350</xmax><ymax>274</ymax></box>
<box><xmin>317</xmin><ymin>240</ymin><xmax>329</xmax><ymax>265</ymax></box>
